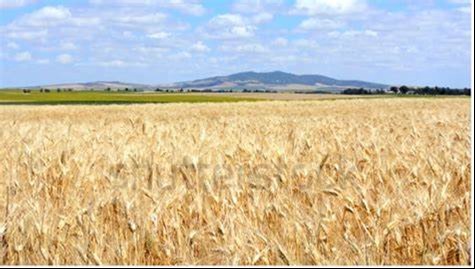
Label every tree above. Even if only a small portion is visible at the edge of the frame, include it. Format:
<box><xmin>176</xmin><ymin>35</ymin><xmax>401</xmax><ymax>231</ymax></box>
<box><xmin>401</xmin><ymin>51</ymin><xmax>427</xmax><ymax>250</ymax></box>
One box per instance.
<box><xmin>389</xmin><ymin>86</ymin><xmax>399</xmax><ymax>94</ymax></box>
<box><xmin>399</xmin><ymin>85</ymin><xmax>410</xmax><ymax>94</ymax></box>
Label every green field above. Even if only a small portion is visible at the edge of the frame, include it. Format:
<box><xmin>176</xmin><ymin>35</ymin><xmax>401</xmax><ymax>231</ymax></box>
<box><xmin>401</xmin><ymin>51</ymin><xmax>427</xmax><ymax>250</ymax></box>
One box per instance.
<box><xmin>0</xmin><ymin>90</ymin><xmax>259</xmax><ymax>104</ymax></box>
<box><xmin>0</xmin><ymin>90</ymin><xmax>468</xmax><ymax>105</ymax></box>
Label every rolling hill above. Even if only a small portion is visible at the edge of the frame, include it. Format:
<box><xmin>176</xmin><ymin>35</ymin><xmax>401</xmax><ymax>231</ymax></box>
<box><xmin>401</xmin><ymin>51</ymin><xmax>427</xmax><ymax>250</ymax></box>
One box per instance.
<box><xmin>14</xmin><ymin>71</ymin><xmax>388</xmax><ymax>92</ymax></box>
<box><xmin>29</xmin><ymin>81</ymin><xmax>151</xmax><ymax>90</ymax></box>
<box><xmin>172</xmin><ymin>71</ymin><xmax>388</xmax><ymax>91</ymax></box>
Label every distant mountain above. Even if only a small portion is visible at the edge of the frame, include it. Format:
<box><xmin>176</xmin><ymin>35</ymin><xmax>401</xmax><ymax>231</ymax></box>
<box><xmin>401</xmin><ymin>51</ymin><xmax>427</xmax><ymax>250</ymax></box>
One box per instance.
<box><xmin>171</xmin><ymin>71</ymin><xmax>388</xmax><ymax>92</ymax></box>
<box><xmin>28</xmin><ymin>81</ymin><xmax>152</xmax><ymax>90</ymax></box>
<box><xmin>20</xmin><ymin>71</ymin><xmax>388</xmax><ymax>92</ymax></box>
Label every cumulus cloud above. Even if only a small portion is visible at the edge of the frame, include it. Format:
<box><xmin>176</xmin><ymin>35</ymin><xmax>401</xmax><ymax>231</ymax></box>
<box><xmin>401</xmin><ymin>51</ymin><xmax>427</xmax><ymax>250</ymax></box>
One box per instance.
<box><xmin>0</xmin><ymin>4</ymin><xmax>182</xmax><ymax>50</ymax></box>
<box><xmin>0</xmin><ymin>0</ymin><xmax>471</xmax><ymax>88</ymax></box>
<box><xmin>232</xmin><ymin>0</ymin><xmax>281</xmax><ymax>25</ymax></box>
<box><xmin>448</xmin><ymin>0</ymin><xmax>471</xmax><ymax>3</ymax></box>
<box><xmin>98</xmin><ymin>60</ymin><xmax>126</xmax><ymax>67</ymax></box>
<box><xmin>293</xmin><ymin>38</ymin><xmax>319</xmax><ymax>49</ymax></box>
<box><xmin>147</xmin><ymin>31</ymin><xmax>171</xmax><ymax>39</ymax></box>
<box><xmin>220</xmin><ymin>43</ymin><xmax>268</xmax><ymax>54</ymax></box>
<box><xmin>448</xmin><ymin>0</ymin><xmax>472</xmax><ymax>13</ymax></box>
<box><xmin>0</xmin><ymin>0</ymin><xmax>36</xmax><ymax>9</ymax></box>
<box><xmin>36</xmin><ymin>58</ymin><xmax>50</xmax><ymax>64</ymax></box>
<box><xmin>251</xmin><ymin>12</ymin><xmax>274</xmax><ymax>24</ymax></box>
<box><xmin>272</xmin><ymin>37</ymin><xmax>289</xmax><ymax>47</ymax></box>
<box><xmin>204</xmin><ymin>14</ymin><xmax>256</xmax><ymax>39</ymax></box>
<box><xmin>293</xmin><ymin>0</ymin><xmax>367</xmax><ymax>15</ymax></box>
<box><xmin>232</xmin><ymin>0</ymin><xmax>283</xmax><ymax>13</ymax></box>
<box><xmin>15</xmin><ymin>6</ymin><xmax>72</xmax><ymax>27</ymax></box>
<box><xmin>89</xmin><ymin>0</ymin><xmax>206</xmax><ymax>16</ymax></box>
<box><xmin>59</xmin><ymin>41</ymin><xmax>78</xmax><ymax>50</ymax></box>
<box><xmin>169</xmin><ymin>51</ymin><xmax>192</xmax><ymax>60</ymax></box>
<box><xmin>6</xmin><ymin>42</ymin><xmax>19</xmax><ymax>49</ymax></box>
<box><xmin>56</xmin><ymin>54</ymin><xmax>73</xmax><ymax>64</ymax></box>
<box><xmin>328</xmin><ymin>29</ymin><xmax>378</xmax><ymax>38</ymax></box>
<box><xmin>14</xmin><ymin>51</ymin><xmax>32</xmax><ymax>62</ymax></box>
<box><xmin>190</xmin><ymin>41</ymin><xmax>210</xmax><ymax>52</ymax></box>
<box><xmin>6</xmin><ymin>29</ymin><xmax>48</xmax><ymax>40</ymax></box>
<box><xmin>77</xmin><ymin>59</ymin><xmax>147</xmax><ymax>68</ymax></box>
<box><xmin>298</xmin><ymin>18</ymin><xmax>345</xmax><ymax>31</ymax></box>
<box><xmin>115</xmin><ymin>12</ymin><xmax>167</xmax><ymax>25</ymax></box>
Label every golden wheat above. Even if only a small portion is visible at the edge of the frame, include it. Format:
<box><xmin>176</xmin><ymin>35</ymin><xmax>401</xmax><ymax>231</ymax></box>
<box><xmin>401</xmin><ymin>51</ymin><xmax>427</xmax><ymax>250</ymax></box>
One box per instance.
<box><xmin>0</xmin><ymin>98</ymin><xmax>471</xmax><ymax>265</ymax></box>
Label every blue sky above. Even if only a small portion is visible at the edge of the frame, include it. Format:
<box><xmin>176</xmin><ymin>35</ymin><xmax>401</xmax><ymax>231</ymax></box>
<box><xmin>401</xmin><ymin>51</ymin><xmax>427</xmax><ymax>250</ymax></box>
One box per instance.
<box><xmin>0</xmin><ymin>0</ymin><xmax>472</xmax><ymax>87</ymax></box>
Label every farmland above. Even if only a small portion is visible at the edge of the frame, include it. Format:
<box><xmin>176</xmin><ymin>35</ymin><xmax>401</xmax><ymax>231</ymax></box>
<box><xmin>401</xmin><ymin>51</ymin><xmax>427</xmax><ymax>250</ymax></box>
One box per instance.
<box><xmin>0</xmin><ymin>98</ymin><xmax>471</xmax><ymax>265</ymax></box>
<box><xmin>0</xmin><ymin>90</ymin><xmax>259</xmax><ymax>104</ymax></box>
<box><xmin>0</xmin><ymin>90</ymin><xmax>467</xmax><ymax>105</ymax></box>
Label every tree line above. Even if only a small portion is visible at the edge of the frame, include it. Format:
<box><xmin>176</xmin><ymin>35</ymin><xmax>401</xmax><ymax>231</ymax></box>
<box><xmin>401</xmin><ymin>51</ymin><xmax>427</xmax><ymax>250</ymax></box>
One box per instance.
<box><xmin>342</xmin><ymin>86</ymin><xmax>471</xmax><ymax>95</ymax></box>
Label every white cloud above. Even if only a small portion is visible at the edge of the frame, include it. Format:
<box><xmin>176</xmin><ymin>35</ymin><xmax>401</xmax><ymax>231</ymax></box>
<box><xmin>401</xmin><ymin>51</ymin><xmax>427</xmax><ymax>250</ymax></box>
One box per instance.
<box><xmin>448</xmin><ymin>0</ymin><xmax>471</xmax><ymax>3</ymax></box>
<box><xmin>122</xmin><ymin>31</ymin><xmax>135</xmax><ymax>39</ymax></box>
<box><xmin>89</xmin><ymin>0</ymin><xmax>206</xmax><ymax>16</ymax></box>
<box><xmin>0</xmin><ymin>0</ymin><xmax>470</xmax><ymax>88</ymax></box>
<box><xmin>56</xmin><ymin>54</ymin><xmax>73</xmax><ymax>64</ymax></box>
<box><xmin>6</xmin><ymin>29</ymin><xmax>47</xmax><ymax>40</ymax></box>
<box><xmin>36</xmin><ymin>59</ymin><xmax>50</xmax><ymax>64</ymax></box>
<box><xmin>363</xmin><ymin>30</ymin><xmax>378</xmax><ymax>37</ymax></box>
<box><xmin>447</xmin><ymin>0</ymin><xmax>471</xmax><ymax>13</ymax></box>
<box><xmin>134</xmin><ymin>46</ymin><xmax>169</xmax><ymax>56</ymax></box>
<box><xmin>59</xmin><ymin>41</ymin><xmax>78</xmax><ymax>50</ymax></box>
<box><xmin>456</xmin><ymin>6</ymin><xmax>471</xmax><ymax>13</ymax></box>
<box><xmin>329</xmin><ymin>29</ymin><xmax>378</xmax><ymax>38</ymax></box>
<box><xmin>232</xmin><ymin>0</ymin><xmax>283</xmax><ymax>14</ymax></box>
<box><xmin>0</xmin><ymin>0</ymin><xmax>36</xmax><ymax>9</ymax></box>
<box><xmin>115</xmin><ymin>12</ymin><xmax>167</xmax><ymax>25</ymax></box>
<box><xmin>70</xmin><ymin>16</ymin><xmax>102</xmax><ymax>27</ymax></box>
<box><xmin>220</xmin><ymin>43</ymin><xmax>268</xmax><ymax>54</ymax></box>
<box><xmin>17</xmin><ymin>6</ymin><xmax>71</xmax><ymax>27</ymax></box>
<box><xmin>163</xmin><ymin>0</ymin><xmax>205</xmax><ymax>16</ymax></box>
<box><xmin>17</xmin><ymin>6</ymin><xmax>102</xmax><ymax>28</ymax></box>
<box><xmin>204</xmin><ymin>14</ymin><xmax>256</xmax><ymax>39</ymax></box>
<box><xmin>99</xmin><ymin>60</ymin><xmax>126</xmax><ymax>67</ymax></box>
<box><xmin>293</xmin><ymin>39</ymin><xmax>319</xmax><ymax>49</ymax></box>
<box><xmin>293</xmin><ymin>0</ymin><xmax>367</xmax><ymax>15</ymax></box>
<box><xmin>252</xmin><ymin>12</ymin><xmax>273</xmax><ymax>24</ymax></box>
<box><xmin>235</xmin><ymin>43</ymin><xmax>268</xmax><ymax>53</ymax></box>
<box><xmin>298</xmin><ymin>18</ymin><xmax>344</xmax><ymax>31</ymax></box>
<box><xmin>6</xmin><ymin>42</ymin><xmax>19</xmax><ymax>49</ymax></box>
<box><xmin>14</xmin><ymin>51</ymin><xmax>32</xmax><ymax>62</ymax></box>
<box><xmin>78</xmin><ymin>59</ymin><xmax>147</xmax><ymax>68</ymax></box>
<box><xmin>191</xmin><ymin>41</ymin><xmax>210</xmax><ymax>52</ymax></box>
<box><xmin>272</xmin><ymin>37</ymin><xmax>288</xmax><ymax>46</ymax></box>
<box><xmin>147</xmin><ymin>31</ymin><xmax>171</xmax><ymax>39</ymax></box>
<box><xmin>169</xmin><ymin>51</ymin><xmax>192</xmax><ymax>60</ymax></box>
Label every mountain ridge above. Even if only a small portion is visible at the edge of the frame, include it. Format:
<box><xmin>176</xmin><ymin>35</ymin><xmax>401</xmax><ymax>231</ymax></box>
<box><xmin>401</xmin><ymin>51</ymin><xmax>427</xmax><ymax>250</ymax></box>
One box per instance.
<box><xmin>172</xmin><ymin>71</ymin><xmax>388</xmax><ymax>91</ymax></box>
<box><xmin>18</xmin><ymin>71</ymin><xmax>388</xmax><ymax>92</ymax></box>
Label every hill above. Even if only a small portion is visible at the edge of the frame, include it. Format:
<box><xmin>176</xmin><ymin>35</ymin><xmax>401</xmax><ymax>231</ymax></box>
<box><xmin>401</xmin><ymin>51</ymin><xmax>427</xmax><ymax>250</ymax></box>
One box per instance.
<box><xmin>12</xmin><ymin>71</ymin><xmax>388</xmax><ymax>92</ymax></box>
<box><xmin>172</xmin><ymin>71</ymin><xmax>388</xmax><ymax>92</ymax></box>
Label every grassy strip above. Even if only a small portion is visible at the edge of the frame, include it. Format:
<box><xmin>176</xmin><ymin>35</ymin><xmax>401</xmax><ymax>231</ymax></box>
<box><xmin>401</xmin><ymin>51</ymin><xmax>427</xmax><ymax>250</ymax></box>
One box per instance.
<box><xmin>0</xmin><ymin>90</ymin><xmax>260</xmax><ymax>104</ymax></box>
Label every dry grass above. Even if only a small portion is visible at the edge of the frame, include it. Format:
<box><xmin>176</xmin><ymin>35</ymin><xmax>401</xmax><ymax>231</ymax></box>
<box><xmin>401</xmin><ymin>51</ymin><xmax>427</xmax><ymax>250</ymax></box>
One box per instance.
<box><xmin>0</xmin><ymin>98</ymin><xmax>471</xmax><ymax>265</ymax></box>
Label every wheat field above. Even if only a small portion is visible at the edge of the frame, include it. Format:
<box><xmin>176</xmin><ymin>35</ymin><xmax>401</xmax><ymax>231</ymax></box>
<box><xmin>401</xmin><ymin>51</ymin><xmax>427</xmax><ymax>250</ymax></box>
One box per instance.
<box><xmin>0</xmin><ymin>98</ymin><xmax>471</xmax><ymax>265</ymax></box>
